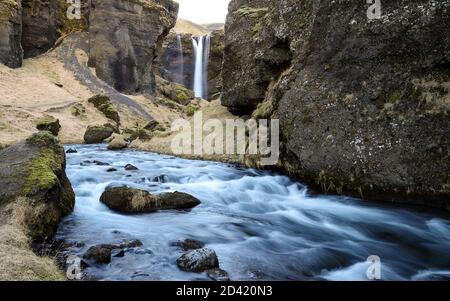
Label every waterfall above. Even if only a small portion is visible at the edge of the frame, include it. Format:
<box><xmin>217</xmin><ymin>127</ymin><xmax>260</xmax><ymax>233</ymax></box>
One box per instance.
<box><xmin>192</xmin><ymin>35</ymin><xmax>211</xmax><ymax>99</ymax></box>
<box><xmin>175</xmin><ymin>34</ymin><xmax>184</xmax><ymax>85</ymax></box>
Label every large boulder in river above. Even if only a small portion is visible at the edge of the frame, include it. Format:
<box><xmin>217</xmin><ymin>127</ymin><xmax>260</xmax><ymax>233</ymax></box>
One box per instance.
<box><xmin>223</xmin><ymin>0</ymin><xmax>450</xmax><ymax>209</ymax></box>
<box><xmin>0</xmin><ymin>131</ymin><xmax>75</xmax><ymax>241</ymax></box>
<box><xmin>88</xmin><ymin>0</ymin><xmax>179</xmax><ymax>94</ymax></box>
<box><xmin>0</xmin><ymin>0</ymin><xmax>23</xmax><ymax>68</ymax></box>
<box><xmin>84</xmin><ymin>124</ymin><xmax>115</xmax><ymax>144</ymax></box>
<box><xmin>100</xmin><ymin>187</ymin><xmax>201</xmax><ymax>213</ymax></box>
<box><xmin>36</xmin><ymin>115</ymin><xmax>61</xmax><ymax>136</ymax></box>
<box><xmin>176</xmin><ymin>248</ymin><xmax>219</xmax><ymax>273</ymax></box>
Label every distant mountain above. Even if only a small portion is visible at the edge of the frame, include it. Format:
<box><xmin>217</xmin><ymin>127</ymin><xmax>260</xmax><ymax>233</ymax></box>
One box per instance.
<box><xmin>173</xmin><ymin>18</ymin><xmax>209</xmax><ymax>36</ymax></box>
<box><xmin>201</xmin><ymin>23</ymin><xmax>225</xmax><ymax>32</ymax></box>
<box><xmin>173</xmin><ymin>19</ymin><xmax>225</xmax><ymax>36</ymax></box>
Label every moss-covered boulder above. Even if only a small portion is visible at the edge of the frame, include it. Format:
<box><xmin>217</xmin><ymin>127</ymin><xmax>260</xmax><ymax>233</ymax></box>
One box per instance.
<box><xmin>100</xmin><ymin>187</ymin><xmax>201</xmax><ymax>213</ymax></box>
<box><xmin>83</xmin><ymin>124</ymin><xmax>114</xmax><ymax>144</ymax></box>
<box><xmin>88</xmin><ymin>94</ymin><xmax>120</xmax><ymax>124</ymax></box>
<box><xmin>158</xmin><ymin>77</ymin><xmax>195</xmax><ymax>105</ymax></box>
<box><xmin>36</xmin><ymin>115</ymin><xmax>61</xmax><ymax>136</ymax></box>
<box><xmin>122</xmin><ymin>125</ymin><xmax>153</xmax><ymax>142</ymax></box>
<box><xmin>0</xmin><ymin>131</ymin><xmax>75</xmax><ymax>241</ymax></box>
<box><xmin>107</xmin><ymin>135</ymin><xmax>127</xmax><ymax>150</ymax></box>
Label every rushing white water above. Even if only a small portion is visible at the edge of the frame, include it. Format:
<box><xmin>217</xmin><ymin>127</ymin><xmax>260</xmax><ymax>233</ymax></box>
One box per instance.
<box><xmin>192</xmin><ymin>35</ymin><xmax>211</xmax><ymax>99</ymax></box>
<box><xmin>175</xmin><ymin>34</ymin><xmax>184</xmax><ymax>86</ymax></box>
<box><xmin>57</xmin><ymin>145</ymin><xmax>450</xmax><ymax>281</ymax></box>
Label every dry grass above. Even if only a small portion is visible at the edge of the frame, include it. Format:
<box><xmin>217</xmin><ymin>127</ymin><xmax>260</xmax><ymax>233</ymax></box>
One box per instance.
<box><xmin>0</xmin><ymin>199</ymin><xmax>65</xmax><ymax>281</ymax></box>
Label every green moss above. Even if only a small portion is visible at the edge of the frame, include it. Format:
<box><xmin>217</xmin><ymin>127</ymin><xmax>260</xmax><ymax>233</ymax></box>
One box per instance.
<box><xmin>23</xmin><ymin>148</ymin><xmax>60</xmax><ymax>195</ymax></box>
<box><xmin>184</xmin><ymin>105</ymin><xmax>197</xmax><ymax>117</ymax></box>
<box><xmin>23</xmin><ymin>132</ymin><xmax>63</xmax><ymax>195</ymax></box>
<box><xmin>88</xmin><ymin>94</ymin><xmax>120</xmax><ymax>124</ymax></box>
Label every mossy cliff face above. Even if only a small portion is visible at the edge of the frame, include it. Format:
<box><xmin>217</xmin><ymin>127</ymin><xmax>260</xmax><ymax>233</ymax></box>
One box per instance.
<box><xmin>0</xmin><ymin>131</ymin><xmax>75</xmax><ymax>241</ymax></box>
<box><xmin>0</xmin><ymin>0</ymin><xmax>23</xmax><ymax>67</ymax></box>
<box><xmin>88</xmin><ymin>0</ymin><xmax>179</xmax><ymax>94</ymax></box>
<box><xmin>223</xmin><ymin>0</ymin><xmax>450</xmax><ymax>209</ymax></box>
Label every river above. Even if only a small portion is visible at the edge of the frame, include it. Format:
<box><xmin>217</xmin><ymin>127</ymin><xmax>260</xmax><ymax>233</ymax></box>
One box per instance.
<box><xmin>56</xmin><ymin>144</ymin><xmax>450</xmax><ymax>281</ymax></box>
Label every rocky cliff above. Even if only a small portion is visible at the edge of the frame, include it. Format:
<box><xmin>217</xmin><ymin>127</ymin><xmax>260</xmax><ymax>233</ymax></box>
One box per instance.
<box><xmin>88</xmin><ymin>0</ymin><xmax>178</xmax><ymax>94</ymax></box>
<box><xmin>0</xmin><ymin>0</ymin><xmax>22</xmax><ymax>68</ymax></box>
<box><xmin>21</xmin><ymin>0</ymin><xmax>58</xmax><ymax>58</ymax></box>
<box><xmin>222</xmin><ymin>0</ymin><xmax>450</xmax><ymax>209</ymax></box>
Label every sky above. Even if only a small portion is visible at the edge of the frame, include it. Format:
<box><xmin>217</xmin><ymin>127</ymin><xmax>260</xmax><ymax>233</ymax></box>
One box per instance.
<box><xmin>174</xmin><ymin>0</ymin><xmax>231</xmax><ymax>24</ymax></box>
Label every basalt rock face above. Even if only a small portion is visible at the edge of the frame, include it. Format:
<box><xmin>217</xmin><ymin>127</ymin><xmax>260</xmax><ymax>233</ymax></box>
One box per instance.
<box><xmin>159</xmin><ymin>32</ymin><xmax>195</xmax><ymax>88</ymax></box>
<box><xmin>223</xmin><ymin>0</ymin><xmax>450</xmax><ymax>209</ymax></box>
<box><xmin>207</xmin><ymin>29</ymin><xmax>224</xmax><ymax>100</ymax></box>
<box><xmin>21</xmin><ymin>0</ymin><xmax>58</xmax><ymax>58</ymax></box>
<box><xmin>88</xmin><ymin>0</ymin><xmax>178</xmax><ymax>94</ymax></box>
<box><xmin>0</xmin><ymin>0</ymin><xmax>22</xmax><ymax>68</ymax></box>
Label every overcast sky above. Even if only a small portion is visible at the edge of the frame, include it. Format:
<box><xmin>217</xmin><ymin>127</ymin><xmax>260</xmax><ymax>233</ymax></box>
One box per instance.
<box><xmin>174</xmin><ymin>0</ymin><xmax>231</xmax><ymax>24</ymax></box>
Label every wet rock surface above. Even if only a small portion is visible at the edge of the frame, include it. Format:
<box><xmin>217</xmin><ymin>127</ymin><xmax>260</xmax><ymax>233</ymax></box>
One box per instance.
<box><xmin>176</xmin><ymin>248</ymin><xmax>219</xmax><ymax>273</ymax></box>
<box><xmin>100</xmin><ymin>187</ymin><xmax>201</xmax><ymax>213</ymax></box>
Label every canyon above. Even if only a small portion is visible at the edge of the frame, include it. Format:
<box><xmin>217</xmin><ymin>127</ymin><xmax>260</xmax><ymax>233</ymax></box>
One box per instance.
<box><xmin>0</xmin><ymin>0</ymin><xmax>449</xmax><ymax>281</ymax></box>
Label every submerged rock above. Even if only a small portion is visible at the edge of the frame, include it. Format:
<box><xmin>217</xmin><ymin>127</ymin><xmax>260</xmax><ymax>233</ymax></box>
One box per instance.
<box><xmin>100</xmin><ymin>187</ymin><xmax>201</xmax><ymax>213</ymax></box>
<box><xmin>124</xmin><ymin>164</ymin><xmax>138</xmax><ymax>171</ymax></box>
<box><xmin>170</xmin><ymin>239</ymin><xmax>205</xmax><ymax>251</ymax></box>
<box><xmin>66</xmin><ymin>148</ymin><xmax>78</xmax><ymax>154</ymax></box>
<box><xmin>207</xmin><ymin>268</ymin><xmax>230</xmax><ymax>281</ymax></box>
<box><xmin>84</xmin><ymin>245</ymin><xmax>113</xmax><ymax>264</ymax></box>
<box><xmin>176</xmin><ymin>248</ymin><xmax>219</xmax><ymax>273</ymax></box>
<box><xmin>83</xmin><ymin>125</ymin><xmax>114</xmax><ymax>144</ymax></box>
<box><xmin>36</xmin><ymin>115</ymin><xmax>61</xmax><ymax>136</ymax></box>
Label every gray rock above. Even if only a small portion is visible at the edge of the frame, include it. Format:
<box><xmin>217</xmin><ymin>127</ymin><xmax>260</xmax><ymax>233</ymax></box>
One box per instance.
<box><xmin>170</xmin><ymin>239</ymin><xmax>205</xmax><ymax>251</ymax></box>
<box><xmin>207</xmin><ymin>268</ymin><xmax>230</xmax><ymax>281</ymax></box>
<box><xmin>223</xmin><ymin>0</ymin><xmax>450</xmax><ymax>210</ymax></box>
<box><xmin>88</xmin><ymin>0</ymin><xmax>178</xmax><ymax>94</ymax></box>
<box><xmin>83</xmin><ymin>125</ymin><xmax>114</xmax><ymax>144</ymax></box>
<box><xmin>124</xmin><ymin>164</ymin><xmax>138</xmax><ymax>171</ymax></box>
<box><xmin>36</xmin><ymin>115</ymin><xmax>61</xmax><ymax>136</ymax></box>
<box><xmin>21</xmin><ymin>0</ymin><xmax>58</xmax><ymax>58</ymax></box>
<box><xmin>0</xmin><ymin>0</ymin><xmax>23</xmax><ymax>68</ymax></box>
<box><xmin>100</xmin><ymin>187</ymin><xmax>201</xmax><ymax>213</ymax></box>
<box><xmin>176</xmin><ymin>248</ymin><xmax>219</xmax><ymax>273</ymax></box>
